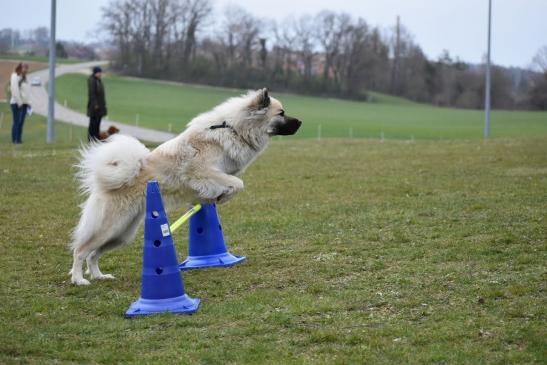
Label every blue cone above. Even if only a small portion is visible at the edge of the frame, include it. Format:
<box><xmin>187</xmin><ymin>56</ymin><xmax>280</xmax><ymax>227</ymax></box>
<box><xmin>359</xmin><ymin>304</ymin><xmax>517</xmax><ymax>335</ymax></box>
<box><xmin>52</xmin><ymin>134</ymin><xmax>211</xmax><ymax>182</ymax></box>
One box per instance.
<box><xmin>125</xmin><ymin>181</ymin><xmax>200</xmax><ymax>318</ymax></box>
<box><xmin>179</xmin><ymin>204</ymin><xmax>246</xmax><ymax>270</ymax></box>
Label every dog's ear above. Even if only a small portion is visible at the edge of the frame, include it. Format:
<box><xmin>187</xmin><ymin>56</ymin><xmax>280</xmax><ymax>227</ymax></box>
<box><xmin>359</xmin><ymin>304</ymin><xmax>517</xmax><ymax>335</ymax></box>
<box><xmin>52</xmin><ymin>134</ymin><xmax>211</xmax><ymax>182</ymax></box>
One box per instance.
<box><xmin>251</xmin><ymin>88</ymin><xmax>270</xmax><ymax>109</ymax></box>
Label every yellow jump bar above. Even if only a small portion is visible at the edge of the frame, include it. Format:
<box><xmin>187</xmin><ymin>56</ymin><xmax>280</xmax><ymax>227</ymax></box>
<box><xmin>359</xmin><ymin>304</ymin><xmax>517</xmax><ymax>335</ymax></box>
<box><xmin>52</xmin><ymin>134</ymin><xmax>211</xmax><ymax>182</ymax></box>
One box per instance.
<box><xmin>170</xmin><ymin>204</ymin><xmax>202</xmax><ymax>233</ymax></box>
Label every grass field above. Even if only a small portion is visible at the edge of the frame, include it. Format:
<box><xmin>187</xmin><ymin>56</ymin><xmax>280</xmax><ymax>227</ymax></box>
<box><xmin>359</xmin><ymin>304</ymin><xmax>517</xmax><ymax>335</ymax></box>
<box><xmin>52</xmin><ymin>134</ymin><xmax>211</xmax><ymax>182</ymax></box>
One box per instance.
<box><xmin>55</xmin><ymin>73</ymin><xmax>547</xmax><ymax>139</ymax></box>
<box><xmin>0</xmin><ymin>115</ymin><xmax>545</xmax><ymax>363</ymax></box>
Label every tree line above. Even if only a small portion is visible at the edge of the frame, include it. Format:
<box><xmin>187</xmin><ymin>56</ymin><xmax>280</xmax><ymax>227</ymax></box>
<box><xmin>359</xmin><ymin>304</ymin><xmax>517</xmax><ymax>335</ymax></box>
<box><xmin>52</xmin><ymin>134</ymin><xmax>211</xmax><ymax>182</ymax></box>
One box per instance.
<box><xmin>101</xmin><ymin>0</ymin><xmax>546</xmax><ymax>110</ymax></box>
<box><xmin>0</xmin><ymin>27</ymin><xmax>97</xmax><ymax>60</ymax></box>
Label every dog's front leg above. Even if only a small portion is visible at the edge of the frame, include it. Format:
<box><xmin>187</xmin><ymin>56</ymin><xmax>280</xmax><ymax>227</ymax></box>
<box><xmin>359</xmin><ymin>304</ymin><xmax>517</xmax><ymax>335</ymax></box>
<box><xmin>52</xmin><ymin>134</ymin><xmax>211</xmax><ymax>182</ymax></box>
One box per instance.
<box><xmin>216</xmin><ymin>178</ymin><xmax>242</xmax><ymax>204</ymax></box>
<box><xmin>189</xmin><ymin>171</ymin><xmax>244</xmax><ymax>204</ymax></box>
<box><xmin>210</xmin><ymin>174</ymin><xmax>244</xmax><ymax>204</ymax></box>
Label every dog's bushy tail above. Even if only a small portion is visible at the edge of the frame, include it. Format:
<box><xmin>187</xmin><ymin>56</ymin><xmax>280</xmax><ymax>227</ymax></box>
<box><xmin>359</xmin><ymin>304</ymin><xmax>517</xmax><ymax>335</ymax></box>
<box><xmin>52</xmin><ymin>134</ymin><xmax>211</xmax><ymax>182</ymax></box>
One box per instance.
<box><xmin>77</xmin><ymin>134</ymin><xmax>150</xmax><ymax>195</ymax></box>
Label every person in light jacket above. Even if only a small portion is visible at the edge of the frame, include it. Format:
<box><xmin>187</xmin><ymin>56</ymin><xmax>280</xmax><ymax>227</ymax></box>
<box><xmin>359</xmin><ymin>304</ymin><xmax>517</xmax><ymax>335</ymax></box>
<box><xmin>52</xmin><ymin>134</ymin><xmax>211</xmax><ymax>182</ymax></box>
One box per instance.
<box><xmin>10</xmin><ymin>62</ymin><xmax>31</xmax><ymax>144</ymax></box>
<box><xmin>87</xmin><ymin>66</ymin><xmax>107</xmax><ymax>141</ymax></box>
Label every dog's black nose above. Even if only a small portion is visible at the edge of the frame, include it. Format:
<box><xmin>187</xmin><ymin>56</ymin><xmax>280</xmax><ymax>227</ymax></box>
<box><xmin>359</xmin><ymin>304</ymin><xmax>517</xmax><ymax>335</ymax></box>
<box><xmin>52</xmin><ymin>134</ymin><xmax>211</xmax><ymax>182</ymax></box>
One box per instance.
<box><xmin>271</xmin><ymin>116</ymin><xmax>302</xmax><ymax>135</ymax></box>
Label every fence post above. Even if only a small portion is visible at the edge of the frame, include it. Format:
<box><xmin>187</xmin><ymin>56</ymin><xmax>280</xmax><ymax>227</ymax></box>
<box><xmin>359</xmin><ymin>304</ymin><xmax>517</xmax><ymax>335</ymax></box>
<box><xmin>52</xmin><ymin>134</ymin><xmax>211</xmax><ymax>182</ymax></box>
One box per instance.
<box><xmin>317</xmin><ymin>124</ymin><xmax>322</xmax><ymax>141</ymax></box>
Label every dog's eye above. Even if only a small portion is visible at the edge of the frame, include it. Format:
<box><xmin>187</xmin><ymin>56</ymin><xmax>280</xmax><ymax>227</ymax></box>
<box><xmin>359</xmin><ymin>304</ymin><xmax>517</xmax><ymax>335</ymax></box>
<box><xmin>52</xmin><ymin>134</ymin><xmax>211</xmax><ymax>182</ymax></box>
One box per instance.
<box><xmin>278</xmin><ymin>110</ymin><xmax>285</xmax><ymax>117</ymax></box>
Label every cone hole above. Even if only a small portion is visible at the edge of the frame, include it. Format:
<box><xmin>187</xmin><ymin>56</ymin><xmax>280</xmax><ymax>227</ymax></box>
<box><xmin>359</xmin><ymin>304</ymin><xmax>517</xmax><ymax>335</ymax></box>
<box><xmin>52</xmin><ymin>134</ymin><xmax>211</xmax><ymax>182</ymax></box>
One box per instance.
<box><xmin>153</xmin><ymin>240</ymin><xmax>161</xmax><ymax>247</ymax></box>
<box><xmin>197</xmin><ymin>227</ymin><xmax>204</xmax><ymax>234</ymax></box>
<box><xmin>151</xmin><ymin>210</ymin><xmax>160</xmax><ymax>218</ymax></box>
<box><xmin>155</xmin><ymin>267</ymin><xmax>163</xmax><ymax>275</ymax></box>
<box><xmin>219</xmin><ymin>224</ymin><xmax>222</xmax><ymax>231</ymax></box>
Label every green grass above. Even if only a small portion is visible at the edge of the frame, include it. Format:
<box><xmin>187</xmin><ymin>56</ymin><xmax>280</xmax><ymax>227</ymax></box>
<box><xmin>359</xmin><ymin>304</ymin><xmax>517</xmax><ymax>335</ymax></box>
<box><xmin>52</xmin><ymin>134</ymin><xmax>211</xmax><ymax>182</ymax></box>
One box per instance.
<box><xmin>0</xmin><ymin>116</ymin><xmax>545</xmax><ymax>363</ymax></box>
<box><xmin>55</xmin><ymin>73</ymin><xmax>547</xmax><ymax>139</ymax></box>
<box><xmin>0</xmin><ymin>54</ymin><xmax>90</xmax><ymax>64</ymax></box>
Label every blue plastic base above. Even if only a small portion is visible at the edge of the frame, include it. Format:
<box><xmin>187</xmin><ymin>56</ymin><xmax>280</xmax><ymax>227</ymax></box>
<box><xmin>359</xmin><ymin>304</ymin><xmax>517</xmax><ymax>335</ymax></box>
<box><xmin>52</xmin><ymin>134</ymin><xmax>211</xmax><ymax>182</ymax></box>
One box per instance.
<box><xmin>125</xmin><ymin>294</ymin><xmax>200</xmax><ymax>318</ymax></box>
<box><xmin>179</xmin><ymin>252</ymin><xmax>246</xmax><ymax>271</ymax></box>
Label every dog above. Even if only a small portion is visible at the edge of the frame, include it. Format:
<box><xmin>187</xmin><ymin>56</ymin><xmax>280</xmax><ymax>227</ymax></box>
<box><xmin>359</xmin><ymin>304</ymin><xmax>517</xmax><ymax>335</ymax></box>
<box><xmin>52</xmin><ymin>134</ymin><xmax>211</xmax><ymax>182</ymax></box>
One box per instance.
<box><xmin>70</xmin><ymin>88</ymin><xmax>301</xmax><ymax>285</ymax></box>
<box><xmin>98</xmin><ymin>126</ymin><xmax>120</xmax><ymax>140</ymax></box>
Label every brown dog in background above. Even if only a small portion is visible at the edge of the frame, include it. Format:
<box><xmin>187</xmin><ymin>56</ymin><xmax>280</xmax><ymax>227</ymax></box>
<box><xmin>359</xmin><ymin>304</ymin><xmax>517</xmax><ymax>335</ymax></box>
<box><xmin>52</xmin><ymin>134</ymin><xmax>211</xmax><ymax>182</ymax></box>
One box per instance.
<box><xmin>98</xmin><ymin>126</ymin><xmax>120</xmax><ymax>140</ymax></box>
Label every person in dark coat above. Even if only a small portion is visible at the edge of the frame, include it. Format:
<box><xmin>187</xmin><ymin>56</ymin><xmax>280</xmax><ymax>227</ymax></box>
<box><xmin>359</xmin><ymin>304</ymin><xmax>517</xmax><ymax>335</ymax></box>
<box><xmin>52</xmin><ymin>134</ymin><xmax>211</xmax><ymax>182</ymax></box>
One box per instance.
<box><xmin>87</xmin><ymin>66</ymin><xmax>107</xmax><ymax>141</ymax></box>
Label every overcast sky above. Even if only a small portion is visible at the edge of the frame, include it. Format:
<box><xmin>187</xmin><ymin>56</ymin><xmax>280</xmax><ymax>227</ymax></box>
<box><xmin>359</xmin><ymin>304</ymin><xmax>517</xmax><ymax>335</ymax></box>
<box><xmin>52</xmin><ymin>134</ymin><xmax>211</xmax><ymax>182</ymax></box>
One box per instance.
<box><xmin>1</xmin><ymin>0</ymin><xmax>546</xmax><ymax>68</ymax></box>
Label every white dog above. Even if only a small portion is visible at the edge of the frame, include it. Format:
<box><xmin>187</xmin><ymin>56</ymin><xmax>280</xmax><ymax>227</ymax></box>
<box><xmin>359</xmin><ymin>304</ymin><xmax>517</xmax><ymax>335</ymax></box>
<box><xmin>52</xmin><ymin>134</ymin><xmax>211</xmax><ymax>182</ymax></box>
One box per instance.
<box><xmin>70</xmin><ymin>89</ymin><xmax>301</xmax><ymax>285</ymax></box>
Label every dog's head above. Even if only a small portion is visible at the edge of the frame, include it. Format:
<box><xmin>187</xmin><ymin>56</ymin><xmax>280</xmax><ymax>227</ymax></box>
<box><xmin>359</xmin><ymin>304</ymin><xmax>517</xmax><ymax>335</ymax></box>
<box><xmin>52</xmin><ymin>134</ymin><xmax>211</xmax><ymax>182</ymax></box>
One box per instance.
<box><xmin>192</xmin><ymin>88</ymin><xmax>302</xmax><ymax>145</ymax></box>
<box><xmin>248</xmin><ymin>88</ymin><xmax>302</xmax><ymax>136</ymax></box>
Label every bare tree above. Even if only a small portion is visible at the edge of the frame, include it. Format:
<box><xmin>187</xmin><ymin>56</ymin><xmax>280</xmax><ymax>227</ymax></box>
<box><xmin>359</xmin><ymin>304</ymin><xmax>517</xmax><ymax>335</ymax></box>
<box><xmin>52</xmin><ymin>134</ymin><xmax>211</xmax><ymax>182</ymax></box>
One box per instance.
<box><xmin>292</xmin><ymin>15</ymin><xmax>316</xmax><ymax>79</ymax></box>
<box><xmin>334</xmin><ymin>18</ymin><xmax>374</xmax><ymax>97</ymax></box>
<box><xmin>180</xmin><ymin>0</ymin><xmax>212</xmax><ymax>65</ymax></box>
<box><xmin>33</xmin><ymin>26</ymin><xmax>49</xmax><ymax>47</ymax></box>
<box><xmin>531</xmin><ymin>46</ymin><xmax>547</xmax><ymax>74</ymax></box>
<box><xmin>217</xmin><ymin>6</ymin><xmax>261</xmax><ymax>68</ymax></box>
<box><xmin>102</xmin><ymin>0</ymin><xmax>138</xmax><ymax>70</ymax></box>
<box><xmin>315</xmin><ymin>11</ymin><xmax>350</xmax><ymax>83</ymax></box>
<box><xmin>273</xmin><ymin>17</ymin><xmax>298</xmax><ymax>84</ymax></box>
<box><xmin>129</xmin><ymin>0</ymin><xmax>152</xmax><ymax>74</ymax></box>
<box><xmin>528</xmin><ymin>46</ymin><xmax>547</xmax><ymax>110</ymax></box>
<box><xmin>150</xmin><ymin>0</ymin><xmax>173</xmax><ymax>73</ymax></box>
<box><xmin>99</xmin><ymin>1</ymin><xmax>521</xmax><ymax>108</ymax></box>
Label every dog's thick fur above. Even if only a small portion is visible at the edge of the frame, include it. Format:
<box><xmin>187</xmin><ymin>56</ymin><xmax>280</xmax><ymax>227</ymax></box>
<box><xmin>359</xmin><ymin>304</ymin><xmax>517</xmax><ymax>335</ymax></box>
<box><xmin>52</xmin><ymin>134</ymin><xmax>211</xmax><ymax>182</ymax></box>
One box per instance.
<box><xmin>70</xmin><ymin>89</ymin><xmax>301</xmax><ymax>285</ymax></box>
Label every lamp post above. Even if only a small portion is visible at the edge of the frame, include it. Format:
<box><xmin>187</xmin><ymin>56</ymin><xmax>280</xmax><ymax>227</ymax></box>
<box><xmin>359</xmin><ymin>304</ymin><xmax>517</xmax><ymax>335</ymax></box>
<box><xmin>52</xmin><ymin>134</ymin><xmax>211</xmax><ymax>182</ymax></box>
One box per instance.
<box><xmin>47</xmin><ymin>0</ymin><xmax>56</xmax><ymax>144</ymax></box>
<box><xmin>484</xmin><ymin>0</ymin><xmax>492</xmax><ymax>138</ymax></box>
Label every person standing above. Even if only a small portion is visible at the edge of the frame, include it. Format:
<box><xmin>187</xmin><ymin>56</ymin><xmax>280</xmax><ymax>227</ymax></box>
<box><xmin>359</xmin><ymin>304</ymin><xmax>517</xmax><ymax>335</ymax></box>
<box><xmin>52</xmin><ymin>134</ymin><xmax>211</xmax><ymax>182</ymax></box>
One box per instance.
<box><xmin>87</xmin><ymin>66</ymin><xmax>107</xmax><ymax>141</ymax></box>
<box><xmin>9</xmin><ymin>62</ymin><xmax>31</xmax><ymax>144</ymax></box>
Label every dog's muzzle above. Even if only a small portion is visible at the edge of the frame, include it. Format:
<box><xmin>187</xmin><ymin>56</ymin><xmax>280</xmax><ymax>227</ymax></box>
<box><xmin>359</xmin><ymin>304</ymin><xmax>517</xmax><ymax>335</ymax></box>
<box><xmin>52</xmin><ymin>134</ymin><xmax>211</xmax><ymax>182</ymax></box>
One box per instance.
<box><xmin>270</xmin><ymin>116</ymin><xmax>302</xmax><ymax>136</ymax></box>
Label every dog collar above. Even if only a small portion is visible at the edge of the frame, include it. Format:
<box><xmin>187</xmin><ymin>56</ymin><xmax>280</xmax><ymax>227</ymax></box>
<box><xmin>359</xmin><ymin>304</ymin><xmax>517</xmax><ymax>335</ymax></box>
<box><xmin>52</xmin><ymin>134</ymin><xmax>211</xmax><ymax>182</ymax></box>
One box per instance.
<box><xmin>209</xmin><ymin>121</ymin><xmax>231</xmax><ymax>130</ymax></box>
<box><xmin>208</xmin><ymin>121</ymin><xmax>259</xmax><ymax>152</ymax></box>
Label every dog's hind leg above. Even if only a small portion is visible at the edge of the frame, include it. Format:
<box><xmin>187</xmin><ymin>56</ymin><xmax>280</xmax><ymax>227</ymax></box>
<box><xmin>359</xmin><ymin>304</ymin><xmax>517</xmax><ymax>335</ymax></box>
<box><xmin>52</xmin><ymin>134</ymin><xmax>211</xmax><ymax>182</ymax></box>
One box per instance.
<box><xmin>86</xmin><ymin>240</ymin><xmax>120</xmax><ymax>280</ymax></box>
<box><xmin>71</xmin><ymin>195</ymin><xmax>105</xmax><ymax>285</ymax></box>
<box><xmin>71</xmin><ymin>239</ymin><xmax>97</xmax><ymax>286</ymax></box>
<box><xmin>86</xmin><ymin>212</ymin><xmax>143</xmax><ymax>281</ymax></box>
<box><xmin>71</xmin><ymin>218</ymin><xmax>123</xmax><ymax>285</ymax></box>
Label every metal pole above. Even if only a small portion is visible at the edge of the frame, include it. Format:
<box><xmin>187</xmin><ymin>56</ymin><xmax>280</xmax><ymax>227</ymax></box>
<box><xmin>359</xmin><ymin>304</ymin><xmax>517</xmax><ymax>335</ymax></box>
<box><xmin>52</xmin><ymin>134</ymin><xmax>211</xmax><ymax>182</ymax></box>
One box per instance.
<box><xmin>317</xmin><ymin>124</ymin><xmax>322</xmax><ymax>141</ymax></box>
<box><xmin>47</xmin><ymin>0</ymin><xmax>56</xmax><ymax>144</ymax></box>
<box><xmin>484</xmin><ymin>0</ymin><xmax>492</xmax><ymax>138</ymax></box>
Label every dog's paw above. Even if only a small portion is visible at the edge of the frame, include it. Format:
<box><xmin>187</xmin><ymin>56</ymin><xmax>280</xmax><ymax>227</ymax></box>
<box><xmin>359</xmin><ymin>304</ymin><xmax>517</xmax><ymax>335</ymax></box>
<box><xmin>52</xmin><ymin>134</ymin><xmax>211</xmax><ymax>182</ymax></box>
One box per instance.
<box><xmin>216</xmin><ymin>186</ymin><xmax>237</xmax><ymax>204</ymax></box>
<box><xmin>216</xmin><ymin>178</ymin><xmax>244</xmax><ymax>204</ymax></box>
<box><xmin>94</xmin><ymin>273</ymin><xmax>115</xmax><ymax>280</ymax></box>
<box><xmin>229</xmin><ymin>177</ymin><xmax>244</xmax><ymax>192</ymax></box>
<box><xmin>71</xmin><ymin>277</ymin><xmax>91</xmax><ymax>286</ymax></box>
<box><xmin>216</xmin><ymin>194</ymin><xmax>229</xmax><ymax>204</ymax></box>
